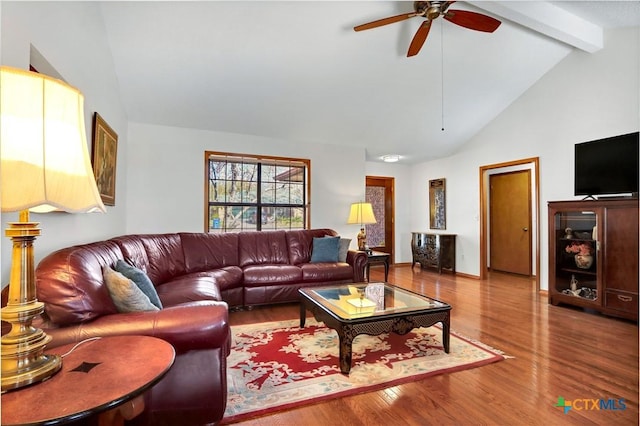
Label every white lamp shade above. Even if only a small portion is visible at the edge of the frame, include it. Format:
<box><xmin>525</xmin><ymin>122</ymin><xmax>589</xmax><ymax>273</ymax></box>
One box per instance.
<box><xmin>1</xmin><ymin>66</ymin><xmax>106</xmax><ymax>213</ymax></box>
<box><xmin>347</xmin><ymin>202</ymin><xmax>377</xmax><ymax>225</ymax></box>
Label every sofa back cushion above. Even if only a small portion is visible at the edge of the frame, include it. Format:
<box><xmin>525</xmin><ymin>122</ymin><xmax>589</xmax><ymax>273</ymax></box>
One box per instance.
<box><xmin>238</xmin><ymin>230</ymin><xmax>289</xmax><ymax>267</ymax></box>
<box><xmin>286</xmin><ymin>229</ymin><xmax>338</xmax><ymax>265</ymax></box>
<box><xmin>180</xmin><ymin>232</ymin><xmax>240</xmax><ymax>273</ymax></box>
<box><xmin>113</xmin><ymin>234</ymin><xmax>185</xmax><ymax>285</ymax></box>
<box><xmin>36</xmin><ymin>241</ymin><xmax>123</xmax><ymax>325</ymax></box>
<box><xmin>111</xmin><ymin>235</ymin><xmax>149</xmax><ymax>272</ymax></box>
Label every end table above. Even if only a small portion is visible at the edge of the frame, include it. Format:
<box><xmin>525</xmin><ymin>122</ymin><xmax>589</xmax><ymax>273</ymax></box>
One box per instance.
<box><xmin>365</xmin><ymin>250</ymin><xmax>390</xmax><ymax>282</ymax></box>
<box><xmin>1</xmin><ymin>335</ymin><xmax>175</xmax><ymax>426</ymax></box>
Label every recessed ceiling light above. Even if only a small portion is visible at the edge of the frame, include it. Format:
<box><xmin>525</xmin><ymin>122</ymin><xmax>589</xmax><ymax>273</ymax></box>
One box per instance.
<box><xmin>381</xmin><ymin>155</ymin><xmax>400</xmax><ymax>163</ymax></box>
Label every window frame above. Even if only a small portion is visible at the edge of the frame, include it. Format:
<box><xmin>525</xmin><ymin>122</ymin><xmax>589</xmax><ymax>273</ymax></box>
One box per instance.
<box><xmin>204</xmin><ymin>151</ymin><xmax>311</xmax><ymax>232</ymax></box>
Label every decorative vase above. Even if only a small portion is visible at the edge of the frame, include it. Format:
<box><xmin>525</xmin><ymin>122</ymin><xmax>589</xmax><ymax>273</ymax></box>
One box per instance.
<box><xmin>575</xmin><ymin>254</ymin><xmax>593</xmax><ymax>269</ymax></box>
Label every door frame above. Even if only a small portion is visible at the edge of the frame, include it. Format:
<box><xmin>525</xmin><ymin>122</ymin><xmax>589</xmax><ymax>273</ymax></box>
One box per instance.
<box><xmin>479</xmin><ymin>157</ymin><xmax>540</xmax><ymax>291</ymax></box>
<box><xmin>366</xmin><ymin>176</ymin><xmax>395</xmax><ymax>263</ymax></box>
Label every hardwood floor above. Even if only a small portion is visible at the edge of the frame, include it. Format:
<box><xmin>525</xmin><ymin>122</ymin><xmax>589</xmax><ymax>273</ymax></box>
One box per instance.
<box><xmin>228</xmin><ymin>265</ymin><xmax>639</xmax><ymax>425</ymax></box>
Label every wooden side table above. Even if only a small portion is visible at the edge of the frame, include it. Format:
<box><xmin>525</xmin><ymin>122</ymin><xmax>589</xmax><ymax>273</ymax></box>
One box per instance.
<box><xmin>1</xmin><ymin>335</ymin><xmax>175</xmax><ymax>426</ymax></box>
<box><xmin>366</xmin><ymin>251</ymin><xmax>390</xmax><ymax>282</ymax></box>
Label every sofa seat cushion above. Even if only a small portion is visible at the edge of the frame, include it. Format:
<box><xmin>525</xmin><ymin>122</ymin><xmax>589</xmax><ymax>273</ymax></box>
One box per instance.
<box><xmin>242</xmin><ymin>265</ymin><xmax>302</xmax><ymax>286</ymax></box>
<box><xmin>184</xmin><ymin>266</ymin><xmax>244</xmax><ymax>292</ymax></box>
<box><xmin>300</xmin><ymin>262</ymin><xmax>354</xmax><ymax>283</ymax></box>
<box><xmin>156</xmin><ymin>276</ymin><xmax>222</xmax><ymax>307</ymax></box>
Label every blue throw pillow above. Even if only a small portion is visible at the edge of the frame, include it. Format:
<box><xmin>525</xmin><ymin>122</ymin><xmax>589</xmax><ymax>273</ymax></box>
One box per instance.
<box><xmin>114</xmin><ymin>260</ymin><xmax>163</xmax><ymax>309</ymax></box>
<box><xmin>325</xmin><ymin>235</ymin><xmax>351</xmax><ymax>262</ymax></box>
<box><xmin>310</xmin><ymin>236</ymin><xmax>340</xmax><ymax>263</ymax></box>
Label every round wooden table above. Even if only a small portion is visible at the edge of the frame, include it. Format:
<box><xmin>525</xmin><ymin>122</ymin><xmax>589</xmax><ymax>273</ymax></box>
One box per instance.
<box><xmin>1</xmin><ymin>335</ymin><xmax>175</xmax><ymax>425</ymax></box>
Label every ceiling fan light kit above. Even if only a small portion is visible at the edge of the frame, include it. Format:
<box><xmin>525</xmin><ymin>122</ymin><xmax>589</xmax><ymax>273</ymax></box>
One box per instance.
<box><xmin>354</xmin><ymin>1</ymin><xmax>501</xmax><ymax>57</ymax></box>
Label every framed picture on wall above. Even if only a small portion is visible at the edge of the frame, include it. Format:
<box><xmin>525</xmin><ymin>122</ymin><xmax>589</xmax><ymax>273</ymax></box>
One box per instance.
<box><xmin>429</xmin><ymin>178</ymin><xmax>446</xmax><ymax>230</ymax></box>
<box><xmin>91</xmin><ymin>113</ymin><xmax>118</xmax><ymax>206</ymax></box>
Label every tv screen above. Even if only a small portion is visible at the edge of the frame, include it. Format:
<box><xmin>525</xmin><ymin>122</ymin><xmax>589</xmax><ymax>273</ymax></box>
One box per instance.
<box><xmin>574</xmin><ymin>131</ymin><xmax>639</xmax><ymax>197</ymax></box>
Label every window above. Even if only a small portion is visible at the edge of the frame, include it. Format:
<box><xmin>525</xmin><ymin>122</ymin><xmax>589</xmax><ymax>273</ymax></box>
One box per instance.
<box><xmin>205</xmin><ymin>152</ymin><xmax>310</xmax><ymax>232</ymax></box>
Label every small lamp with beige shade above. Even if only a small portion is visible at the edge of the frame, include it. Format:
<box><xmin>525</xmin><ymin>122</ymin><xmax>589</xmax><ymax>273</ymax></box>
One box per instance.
<box><xmin>0</xmin><ymin>66</ymin><xmax>106</xmax><ymax>391</ymax></box>
<box><xmin>347</xmin><ymin>202</ymin><xmax>377</xmax><ymax>251</ymax></box>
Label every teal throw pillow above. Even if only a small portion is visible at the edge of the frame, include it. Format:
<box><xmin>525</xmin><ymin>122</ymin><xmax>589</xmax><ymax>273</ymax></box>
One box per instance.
<box><xmin>311</xmin><ymin>236</ymin><xmax>340</xmax><ymax>263</ymax></box>
<box><xmin>114</xmin><ymin>260</ymin><xmax>163</xmax><ymax>309</ymax></box>
<box><xmin>103</xmin><ymin>266</ymin><xmax>160</xmax><ymax>313</ymax></box>
<box><xmin>325</xmin><ymin>235</ymin><xmax>351</xmax><ymax>262</ymax></box>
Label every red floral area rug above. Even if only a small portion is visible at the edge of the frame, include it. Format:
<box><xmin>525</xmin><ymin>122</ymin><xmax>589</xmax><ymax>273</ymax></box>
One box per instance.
<box><xmin>222</xmin><ymin>318</ymin><xmax>506</xmax><ymax>424</ymax></box>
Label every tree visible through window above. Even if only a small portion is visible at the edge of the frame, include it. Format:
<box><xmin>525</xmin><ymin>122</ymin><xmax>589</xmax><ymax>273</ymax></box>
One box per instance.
<box><xmin>205</xmin><ymin>152</ymin><xmax>310</xmax><ymax>232</ymax></box>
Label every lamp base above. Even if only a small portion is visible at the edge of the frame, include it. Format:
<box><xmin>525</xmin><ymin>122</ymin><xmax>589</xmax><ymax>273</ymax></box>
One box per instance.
<box><xmin>1</xmin><ymin>212</ymin><xmax>62</xmax><ymax>392</ymax></box>
<box><xmin>1</xmin><ymin>302</ymin><xmax>62</xmax><ymax>392</ymax></box>
<box><xmin>357</xmin><ymin>227</ymin><xmax>367</xmax><ymax>251</ymax></box>
<box><xmin>1</xmin><ymin>351</ymin><xmax>62</xmax><ymax>392</ymax></box>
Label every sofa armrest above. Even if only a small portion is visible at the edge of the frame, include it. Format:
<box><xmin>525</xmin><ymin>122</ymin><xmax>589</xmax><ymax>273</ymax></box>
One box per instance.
<box><xmin>346</xmin><ymin>250</ymin><xmax>368</xmax><ymax>282</ymax></box>
<box><xmin>42</xmin><ymin>301</ymin><xmax>230</xmax><ymax>354</ymax></box>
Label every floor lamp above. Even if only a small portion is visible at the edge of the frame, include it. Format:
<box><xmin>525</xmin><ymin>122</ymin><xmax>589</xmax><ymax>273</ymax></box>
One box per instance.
<box><xmin>0</xmin><ymin>66</ymin><xmax>106</xmax><ymax>391</ymax></box>
<box><xmin>347</xmin><ymin>202</ymin><xmax>377</xmax><ymax>251</ymax></box>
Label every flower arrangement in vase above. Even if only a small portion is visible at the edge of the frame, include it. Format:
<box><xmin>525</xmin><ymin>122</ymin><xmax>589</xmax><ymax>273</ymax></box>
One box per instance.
<box><xmin>565</xmin><ymin>241</ymin><xmax>594</xmax><ymax>269</ymax></box>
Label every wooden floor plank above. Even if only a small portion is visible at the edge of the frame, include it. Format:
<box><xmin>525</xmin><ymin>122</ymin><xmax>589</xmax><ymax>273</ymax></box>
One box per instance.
<box><xmin>228</xmin><ymin>265</ymin><xmax>639</xmax><ymax>425</ymax></box>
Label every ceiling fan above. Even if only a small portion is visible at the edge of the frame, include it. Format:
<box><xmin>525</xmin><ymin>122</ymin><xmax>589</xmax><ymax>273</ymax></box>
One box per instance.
<box><xmin>354</xmin><ymin>1</ymin><xmax>501</xmax><ymax>57</ymax></box>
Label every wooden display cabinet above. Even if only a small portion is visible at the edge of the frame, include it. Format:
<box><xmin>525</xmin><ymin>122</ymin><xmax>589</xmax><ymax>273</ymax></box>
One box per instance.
<box><xmin>548</xmin><ymin>199</ymin><xmax>639</xmax><ymax>321</ymax></box>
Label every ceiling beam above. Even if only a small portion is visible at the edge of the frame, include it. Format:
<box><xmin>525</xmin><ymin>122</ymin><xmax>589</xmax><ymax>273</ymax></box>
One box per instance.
<box><xmin>471</xmin><ymin>1</ymin><xmax>603</xmax><ymax>53</ymax></box>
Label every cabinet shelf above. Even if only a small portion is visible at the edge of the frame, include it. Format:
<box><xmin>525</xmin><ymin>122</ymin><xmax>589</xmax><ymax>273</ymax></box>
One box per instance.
<box><xmin>559</xmin><ymin>267</ymin><xmax>596</xmax><ymax>276</ymax></box>
<box><xmin>552</xmin><ymin>292</ymin><xmax>599</xmax><ymax>308</ymax></box>
<box><xmin>548</xmin><ymin>199</ymin><xmax>638</xmax><ymax>321</ymax></box>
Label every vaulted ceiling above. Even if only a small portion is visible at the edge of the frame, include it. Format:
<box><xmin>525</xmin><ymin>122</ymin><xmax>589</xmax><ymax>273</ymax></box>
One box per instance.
<box><xmin>99</xmin><ymin>1</ymin><xmax>640</xmax><ymax>164</ymax></box>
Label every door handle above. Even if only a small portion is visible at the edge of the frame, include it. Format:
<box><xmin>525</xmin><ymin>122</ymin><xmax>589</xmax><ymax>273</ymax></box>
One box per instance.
<box><xmin>522</xmin><ymin>227</ymin><xmax>528</xmax><ymax>231</ymax></box>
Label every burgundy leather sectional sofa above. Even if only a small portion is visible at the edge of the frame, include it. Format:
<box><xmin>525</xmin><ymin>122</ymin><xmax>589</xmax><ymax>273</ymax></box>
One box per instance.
<box><xmin>35</xmin><ymin>228</ymin><xmax>367</xmax><ymax>425</ymax></box>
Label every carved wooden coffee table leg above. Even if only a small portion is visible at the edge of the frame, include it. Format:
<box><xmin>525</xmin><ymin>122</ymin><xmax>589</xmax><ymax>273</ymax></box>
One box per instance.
<box><xmin>336</xmin><ymin>326</ymin><xmax>354</xmax><ymax>374</ymax></box>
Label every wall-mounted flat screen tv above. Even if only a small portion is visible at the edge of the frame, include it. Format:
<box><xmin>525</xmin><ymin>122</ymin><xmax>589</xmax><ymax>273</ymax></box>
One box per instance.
<box><xmin>574</xmin><ymin>131</ymin><xmax>639</xmax><ymax>198</ymax></box>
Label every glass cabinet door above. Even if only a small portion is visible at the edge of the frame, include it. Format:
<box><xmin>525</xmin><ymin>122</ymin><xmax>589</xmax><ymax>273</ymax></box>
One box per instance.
<box><xmin>553</xmin><ymin>210</ymin><xmax>598</xmax><ymax>302</ymax></box>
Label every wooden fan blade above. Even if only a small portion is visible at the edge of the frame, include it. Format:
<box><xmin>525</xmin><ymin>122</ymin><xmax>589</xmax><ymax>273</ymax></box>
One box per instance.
<box><xmin>407</xmin><ymin>20</ymin><xmax>432</xmax><ymax>57</ymax></box>
<box><xmin>354</xmin><ymin>12</ymin><xmax>418</xmax><ymax>32</ymax></box>
<box><xmin>443</xmin><ymin>9</ymin><xmax>501</xmax><ymax>32</ymax></box>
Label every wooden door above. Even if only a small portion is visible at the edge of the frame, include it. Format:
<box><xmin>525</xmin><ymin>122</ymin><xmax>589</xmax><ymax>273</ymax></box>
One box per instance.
<box><xmin>365</xmin><ymin>176</ymin><xmax>394</xmax><ymax>261</ymax></box>
<box><xmin>489</xmin><ymin>170</ymin><xmax>531</xmax><ymax>275</ymax></box>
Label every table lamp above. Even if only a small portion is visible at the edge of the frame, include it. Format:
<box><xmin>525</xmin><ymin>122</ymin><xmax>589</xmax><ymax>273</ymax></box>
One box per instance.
<box><xmin>0</xmin><ymin>66</ymin><xmax>106</xmax><ymax>391</ymax></box>
<box><xmin>347</xmin><ymin>202</ymin><xmax>377</xmax><ymax>251</ymax></box>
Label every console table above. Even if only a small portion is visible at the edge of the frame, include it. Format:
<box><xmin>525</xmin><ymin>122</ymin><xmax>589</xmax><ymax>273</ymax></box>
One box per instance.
<box><xmin>411</xmin><ymin>232</ymin><xmax>456</xmax><ymax>273</ymax></box>
<box><xmin>1</xmin><ymin>335</ymin><xmax>175</xmax><ymax>426</ymax></box>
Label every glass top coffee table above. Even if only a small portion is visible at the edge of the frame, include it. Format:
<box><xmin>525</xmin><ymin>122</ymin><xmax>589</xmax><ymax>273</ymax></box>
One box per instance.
<box><xmin>299</xmin><ymin>282</ymin><xmax>451</xmax><ymax>374</ymax></box>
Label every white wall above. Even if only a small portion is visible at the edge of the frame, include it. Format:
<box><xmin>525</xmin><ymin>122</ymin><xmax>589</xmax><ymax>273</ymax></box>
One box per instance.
<box><xmin>411</xmin><ymin>26</ymin><xmax>639</xmax><ymax>289</ymax></box>
<box><xmin>0</xmin><ymin>2</ymin><xmax>128</xmax><ymax>286</ymax></box>
<box><xmin>126</xmin><ymin>122</ymin><xmax>367</xmax><ymax>248</ymax></box>
<box><xmin>1</xmin><ymin>2</ymin><xmax>636</xmax><ymax>295</ymax></box>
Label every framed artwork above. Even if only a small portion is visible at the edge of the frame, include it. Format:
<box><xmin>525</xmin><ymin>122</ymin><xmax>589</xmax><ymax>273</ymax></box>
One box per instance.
<box><xmin>91</xmin><ymin>113</ymin><xmax>118</xmax><ymax>206</ymax></box>
<box><xmin>429</xmin><ymin>178</ymin><xmax>446</xmax><ymax>230</ymax></box>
